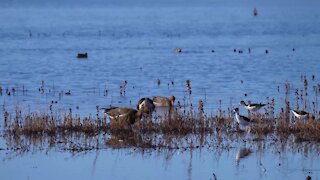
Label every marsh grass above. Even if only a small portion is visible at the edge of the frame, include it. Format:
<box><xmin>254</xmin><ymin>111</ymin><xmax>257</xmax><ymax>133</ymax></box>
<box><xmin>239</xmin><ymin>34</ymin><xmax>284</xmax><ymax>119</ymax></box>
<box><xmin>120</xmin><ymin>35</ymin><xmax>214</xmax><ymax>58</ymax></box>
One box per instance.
<box><xmin>2</xmin><ymin>77</ymin><xmax>320</xmax><ymax>152</ymax></box>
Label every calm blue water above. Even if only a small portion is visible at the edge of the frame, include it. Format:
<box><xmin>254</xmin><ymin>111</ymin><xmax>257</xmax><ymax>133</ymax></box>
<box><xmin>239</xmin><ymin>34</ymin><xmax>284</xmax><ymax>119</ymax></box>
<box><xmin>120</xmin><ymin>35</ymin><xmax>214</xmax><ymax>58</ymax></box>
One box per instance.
<box><xmin>1</xmin><ymin>0</ymin><xmax>320</xmax><ymax>179</ymax></box>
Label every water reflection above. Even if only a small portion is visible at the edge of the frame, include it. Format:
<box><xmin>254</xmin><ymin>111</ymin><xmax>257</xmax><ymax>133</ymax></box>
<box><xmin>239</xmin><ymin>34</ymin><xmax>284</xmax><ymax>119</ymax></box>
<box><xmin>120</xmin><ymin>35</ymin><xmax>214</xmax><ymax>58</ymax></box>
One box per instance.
<box><xmin>235</xmin><ymin>147</ymin><xmax>252</xmax><ymax>165</ymax></box>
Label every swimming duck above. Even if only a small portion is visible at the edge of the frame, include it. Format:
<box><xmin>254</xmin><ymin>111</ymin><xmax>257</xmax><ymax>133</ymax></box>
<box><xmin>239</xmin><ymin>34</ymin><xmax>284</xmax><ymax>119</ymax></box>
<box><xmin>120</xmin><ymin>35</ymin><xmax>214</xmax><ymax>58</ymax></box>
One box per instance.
<box><xmin>175</xmin><ymin>48</ymin><xmax>182</xmax><ymax>53</ymax></box>
<box><xmin>77</xmin><ymin>53</ymin><xmax>88</xmax><ymax>58</ymax></box>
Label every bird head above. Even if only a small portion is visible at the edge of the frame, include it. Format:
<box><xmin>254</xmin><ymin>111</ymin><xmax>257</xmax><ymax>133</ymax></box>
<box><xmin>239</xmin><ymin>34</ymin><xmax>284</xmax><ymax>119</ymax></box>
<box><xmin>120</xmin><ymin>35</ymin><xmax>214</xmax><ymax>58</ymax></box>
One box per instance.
<box><xmin>240</xmin><ymin>100</ymin><xmax>246</xmax><ymax>106</ymax></box>
<box><xmin>233</xmin><ymin>108</ymin><xmax>239</xmax><ymax>114</ymax></box>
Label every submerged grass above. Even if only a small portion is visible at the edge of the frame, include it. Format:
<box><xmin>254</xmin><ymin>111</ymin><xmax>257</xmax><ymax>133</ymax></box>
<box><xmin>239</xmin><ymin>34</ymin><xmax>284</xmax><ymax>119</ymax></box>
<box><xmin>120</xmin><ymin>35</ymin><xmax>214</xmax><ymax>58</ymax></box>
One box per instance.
<box><xmin>1</xmin><ymin>77</ymin><xmax>320</xmax><ymax>152</ymax></box>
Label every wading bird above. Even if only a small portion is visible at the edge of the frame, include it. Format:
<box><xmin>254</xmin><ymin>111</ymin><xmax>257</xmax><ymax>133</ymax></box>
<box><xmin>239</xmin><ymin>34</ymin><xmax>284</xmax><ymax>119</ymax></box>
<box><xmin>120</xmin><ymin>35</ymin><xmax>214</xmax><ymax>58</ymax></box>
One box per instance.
<box><xmin>291</xmin><ymin>109</ymin><xmax>309</xmax><ymax>120</ymax></box>
<box><xmin>240</xmin><ymin>100</ymin><xmax>266</xmax><ymax>112</ymax></box>
<box><xmin>233</xmin><ymin>108</ymin><xmax>252</xmax><ymax>132</ymax></box>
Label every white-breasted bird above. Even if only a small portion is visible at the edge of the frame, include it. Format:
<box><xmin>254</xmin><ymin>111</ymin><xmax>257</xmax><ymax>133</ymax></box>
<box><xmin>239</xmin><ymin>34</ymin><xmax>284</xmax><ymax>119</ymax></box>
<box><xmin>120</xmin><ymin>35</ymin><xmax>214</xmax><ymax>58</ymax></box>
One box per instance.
<box><xmin>233</xmin><ymin>108</ymin><xmax>252</xmax><ymax>131</ymax></box>
<box><xmin>240</xmin><ymin>100</ymin><xmax>266</xmax><ymax>112</ymax></box>
<box><xmin>136</xmin><ymin>97</ymin><xmax>155</xmax><ymax>115</ymax></box>
<box><xmin>291</xmin><ymin>109</ymin><xmax>309</xmax><ymax>120</ymax></box>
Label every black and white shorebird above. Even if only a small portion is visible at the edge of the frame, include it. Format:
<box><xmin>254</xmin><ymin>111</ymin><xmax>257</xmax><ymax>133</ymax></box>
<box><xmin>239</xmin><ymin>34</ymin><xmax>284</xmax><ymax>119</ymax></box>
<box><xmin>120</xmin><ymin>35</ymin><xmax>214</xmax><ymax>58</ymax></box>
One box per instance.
<box><xmin>136</xmin><ymin>97</ymin><xmax>155</xmax><ymax>115</ymax></box>
<box><xmin>104</xmin><ymin>107</ymin><xmax>144</xmax><ymax>125</ymax></box>
<box><xmin>233</xmin><ymin>108</ymin><xmax>252</xmax><ymax>132</ymax></box>
<box><xmin>152</xmin><ymin>96</ymin><xmax>175</xmax><ymax>107</ymax></box>
<box><xmin>291</xmin><ymin>109</ymin><xmax>309</xmax><ymax>120</ymax></box>
<box><xmin>240</xmin><ymin>100</ymin><xmax>266</xmax><ymax>112</ymax></box>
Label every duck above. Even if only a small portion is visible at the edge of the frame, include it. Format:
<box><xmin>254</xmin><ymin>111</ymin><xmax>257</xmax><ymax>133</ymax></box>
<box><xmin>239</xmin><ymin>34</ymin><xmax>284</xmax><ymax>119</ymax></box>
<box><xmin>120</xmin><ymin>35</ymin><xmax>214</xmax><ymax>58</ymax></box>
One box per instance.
<box><xmin>291</xmin><ymin>109</ymin><xmax>309</xmax><ymax>120</ymax></box>
<box><xmin>253</xmin><ymin>8</ymin><xmax>258</xmax><ymax>16</ymax></box>
<box><xmin>77</xmin><ymin>53</ymin><xmax>88</xmax><ymax>58</ymax></box>
<box><xmin>240</xmin><ymin>100</ymin><xmax>266</xmax><ymax>112</ymax></box>
<box><xmin>136</xmin><ymin>97</ymin><xmax>155</xmax><ymax>114</ymax></box>
<box><xmin>152</xmin><ymin>96</ymin><xmax>175</xmax><ymax>107</ymax></box>
<box><xmin>104</xmin><ymin>107</ymin><xmax>143</xmax><ymax>125</ymax></box>
<box><xmin>65</xmin><ymin>90</ymin><xmax>71</xmax><ymax>95</ymax></box>
<box><xmin>175</xmin><ymin>48</ymin><xmax>182</xmax><ymax>53</ymax></box>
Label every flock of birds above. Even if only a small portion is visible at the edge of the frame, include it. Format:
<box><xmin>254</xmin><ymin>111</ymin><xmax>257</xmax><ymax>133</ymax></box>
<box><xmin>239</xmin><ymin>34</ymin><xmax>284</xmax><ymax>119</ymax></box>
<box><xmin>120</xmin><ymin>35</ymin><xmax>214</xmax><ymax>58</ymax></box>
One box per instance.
<box><xmin>102</xmin><ymin>95</ymin><xmax>310</xmax><ymax>130</ymax></box>
<box><xmin>234</xmin><ymin>101</ymin><xmax>309</xmax><ymax>132</ymax></box>
<box><xmin>103</xmin><ymin>96</ymin><xmax>175</xmax><ymax>125</ymax></box>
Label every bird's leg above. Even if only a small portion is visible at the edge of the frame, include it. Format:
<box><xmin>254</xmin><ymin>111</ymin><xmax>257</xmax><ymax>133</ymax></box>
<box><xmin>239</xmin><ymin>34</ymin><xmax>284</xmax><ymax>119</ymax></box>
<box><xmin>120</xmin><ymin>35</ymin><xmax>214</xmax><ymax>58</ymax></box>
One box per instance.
<box><xmin>246</xmin><ymin>126</ymin><xmax>252</xmax><ymax>134</ymax></box>
<box><xmin>247</xmin><ymin>110</ymin><xmax>251</xmax><ymax>119</ymax></box>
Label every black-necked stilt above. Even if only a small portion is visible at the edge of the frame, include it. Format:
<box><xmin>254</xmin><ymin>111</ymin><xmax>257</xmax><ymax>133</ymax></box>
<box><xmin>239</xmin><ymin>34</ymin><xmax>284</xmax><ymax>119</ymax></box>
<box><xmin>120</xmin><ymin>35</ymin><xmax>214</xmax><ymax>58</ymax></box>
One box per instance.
<box><xmin>137</xmin><ymin>97</ymin><xmax>155</xmax><ymax>115</ymax></box>
<box><xmin>240</xmin><ymin>101</ymin><xmax>266</xmax><ymax>112</ymax></box>
<box><xmin>291</xmin><ymin>109</ymin><xmax>309</xmax><ymax>120</ymax></box>
<box><xmin>104</xmin><ymin>107</ymin><xmax>144</xmax><ymax>125</ymax></box>
<box><xmin>152</xmin><ymin>96</ymin><xmax>175</xmax><ymax>107</ymax></box>
<box><xmin>77</xmin><ymin>53</ymin><xmax>88</xmax><ymax>58</ymax></box>
<box><xmin>233</xmin><ymin>108</ymin><xmax>252</xmax><ymax>131</ymax></box>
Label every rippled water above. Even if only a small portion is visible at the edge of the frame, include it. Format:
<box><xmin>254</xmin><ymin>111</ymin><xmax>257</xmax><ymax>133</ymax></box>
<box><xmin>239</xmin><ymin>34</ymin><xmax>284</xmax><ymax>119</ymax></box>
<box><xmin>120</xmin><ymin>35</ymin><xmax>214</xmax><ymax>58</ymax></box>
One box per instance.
<box><xmin>1</xmin><ymin>138</ymin><xmax>320</xmax><ymax>180</ymax></box>
<box><xmin>1</xmin><ymin>0</ymin><xmax>320</xmax><ymax>179</ymax></box>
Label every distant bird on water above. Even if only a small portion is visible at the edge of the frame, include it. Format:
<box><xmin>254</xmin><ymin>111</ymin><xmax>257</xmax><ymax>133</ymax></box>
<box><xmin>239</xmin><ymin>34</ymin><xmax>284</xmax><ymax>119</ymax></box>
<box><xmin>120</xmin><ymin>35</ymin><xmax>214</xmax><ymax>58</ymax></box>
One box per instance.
<box><xmin>175</xmin><ymin>48</ymin><xmax>182</xmax><ymax>53</ymax></box>
<box><xmin>240</xmin><ymin>100</ymin><xmax>266</xmax><ymax>112</ymax></box>
<box><xmin>253</xmin><ymin>8</ymin><xmax>258</xmax><ymax>16</ymax></box>
<box><xmin>152</xmin><ymin>96</ymin><xmax>175</xmax><ymax>107</ymax></box>
<box><xmin>77</xmin><ymin>53</ymin><xmax>88</xmax><ymax>58</ymax></box>
<box><xmin>65</xmin><ymin>90</ymin><xmax>71</xmax><ymax>95</ymax></box>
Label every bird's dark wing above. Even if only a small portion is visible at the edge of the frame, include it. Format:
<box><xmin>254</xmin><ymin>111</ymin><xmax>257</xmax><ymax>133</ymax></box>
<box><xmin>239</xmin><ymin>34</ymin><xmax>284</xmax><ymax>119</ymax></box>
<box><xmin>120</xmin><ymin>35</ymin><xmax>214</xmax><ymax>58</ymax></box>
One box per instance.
<box><xmin>296</xmin><ymin>110</ymin><xmax>308</xmax><ymax>115</ymax></box>
<box><xmin>250</xmin><ymin>103</ymin><xmax>266</xmax><ymax>107</ymax></box>
<box><xmin>240</xmin><ymin>115</ymin><xmax>251</xmax><ymax>122</ymax></box>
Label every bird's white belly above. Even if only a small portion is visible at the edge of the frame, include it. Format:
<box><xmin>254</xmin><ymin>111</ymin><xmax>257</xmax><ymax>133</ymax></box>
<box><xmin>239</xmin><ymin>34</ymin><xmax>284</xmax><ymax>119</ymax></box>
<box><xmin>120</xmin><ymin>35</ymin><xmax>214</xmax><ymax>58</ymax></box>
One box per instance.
<box><xmin>245</xmin><ymin>106</ymin><xmax>258</xmax><ymax>111</ymax></box>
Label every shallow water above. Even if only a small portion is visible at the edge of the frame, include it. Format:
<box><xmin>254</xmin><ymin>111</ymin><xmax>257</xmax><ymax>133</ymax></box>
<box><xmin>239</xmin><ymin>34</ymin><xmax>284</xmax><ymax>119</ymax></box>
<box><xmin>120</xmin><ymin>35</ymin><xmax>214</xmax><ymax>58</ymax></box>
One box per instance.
<box><xmin>1</xmin><ymin>0</ymin><xmax>320</xmax><ymax>116</ymax></box>
<box><xmin>1</xmin><ymin>0</ymin><xmax>320</xmax><ymax>179</ymax></box>
<box><xmin>1</xmin><ymin>142</ymin><xmax>320</xmax><ymax>180</ymax></box>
